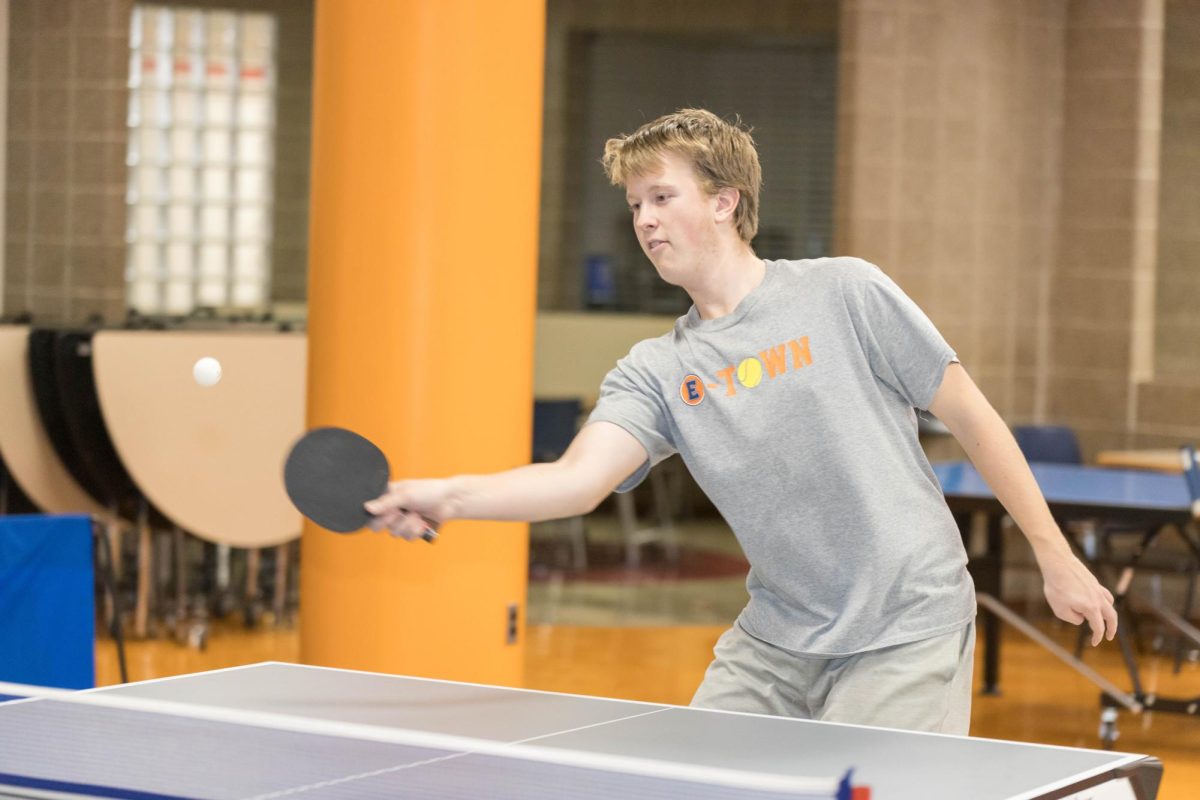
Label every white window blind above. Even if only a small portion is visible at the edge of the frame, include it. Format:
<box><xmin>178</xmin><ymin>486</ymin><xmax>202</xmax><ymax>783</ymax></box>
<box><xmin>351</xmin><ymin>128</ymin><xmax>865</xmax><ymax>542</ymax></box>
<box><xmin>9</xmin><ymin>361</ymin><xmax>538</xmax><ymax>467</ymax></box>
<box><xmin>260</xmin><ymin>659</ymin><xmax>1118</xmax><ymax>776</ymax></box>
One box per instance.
<box><xmin>578</xmin><ymin>35</ymin><xmax>837</xmax><ymax>315</ymax></box>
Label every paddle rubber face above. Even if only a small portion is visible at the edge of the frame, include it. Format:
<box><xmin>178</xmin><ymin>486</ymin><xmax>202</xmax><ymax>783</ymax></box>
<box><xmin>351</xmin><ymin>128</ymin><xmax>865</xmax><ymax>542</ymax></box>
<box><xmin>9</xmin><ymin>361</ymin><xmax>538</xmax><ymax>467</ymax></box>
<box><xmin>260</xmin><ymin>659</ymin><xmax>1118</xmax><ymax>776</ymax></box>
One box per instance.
<box><xmin>283</xmin><ymin>427</ymin><xmax>389</xmax><ymax>534</ymax></box>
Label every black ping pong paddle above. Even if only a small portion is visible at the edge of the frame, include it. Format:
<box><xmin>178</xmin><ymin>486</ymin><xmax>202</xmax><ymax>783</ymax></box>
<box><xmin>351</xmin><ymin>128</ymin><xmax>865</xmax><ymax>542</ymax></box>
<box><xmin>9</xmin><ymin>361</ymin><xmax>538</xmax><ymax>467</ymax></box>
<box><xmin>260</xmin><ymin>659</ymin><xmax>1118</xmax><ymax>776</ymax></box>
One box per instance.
<box><xmin>283</xmin><ymin>426</ymin><xmax>436</xmax><ymax>542</ymax></box>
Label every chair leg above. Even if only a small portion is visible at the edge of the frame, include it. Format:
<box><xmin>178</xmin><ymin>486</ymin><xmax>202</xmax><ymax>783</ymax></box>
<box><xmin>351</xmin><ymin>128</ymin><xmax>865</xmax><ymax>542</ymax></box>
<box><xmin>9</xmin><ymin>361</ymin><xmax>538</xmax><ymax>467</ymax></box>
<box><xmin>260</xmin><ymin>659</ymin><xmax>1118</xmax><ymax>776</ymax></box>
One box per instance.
<box><xmin>617</xmin><ymin>492</ymin><xmax>640</xmax><ymax>569</ymax></box>
<box><xmin>273</xmin><ymin>543</ymin><xmax>289</xmax><ymax>625</ymax></box>
<box><xmin>649</xmin><ymin>467</ymin><xmax>681</xmax><ymax>566</ymax></box>
<box><xmin>245</xmin><ymin>548</ymin><xmax>261</xmax><ymax>627</ymax></box>
<box><xmin>135</xmin><ymin>502</ymin><xmax>152</xmax><ymax>639</ymax></box>
<box><xmin>1174</xmin><ymin>560</ymin><xmax>1198</xmax><ymax>674</ymax></box>
<box><xmin>173</xmin><ymin>526</ymin><xmax>187</xmax><ymax>640</ymax></box>
<box><xmin>615</xmin><ymin>469</ymin><xmax>683</xmax><ymax>570</ymax></box>
<box><xmin>568</xmin><ymin>516</ymin><xmax>587</xmax><ymax>572</ymax></box>
<box><xmin>100</xmin><ymin>516</ymin><xmax>121</xmax><ymax>632</ymax></box>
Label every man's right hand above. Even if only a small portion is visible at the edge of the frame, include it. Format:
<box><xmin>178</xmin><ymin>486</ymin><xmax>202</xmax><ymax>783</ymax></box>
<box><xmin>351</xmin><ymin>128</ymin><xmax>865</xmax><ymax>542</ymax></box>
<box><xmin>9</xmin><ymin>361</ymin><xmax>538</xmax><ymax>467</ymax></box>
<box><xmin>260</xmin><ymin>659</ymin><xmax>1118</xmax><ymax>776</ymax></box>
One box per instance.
<box><xmin>365</xmin><ymin>479</ymin><xmax>455</xmax><ymax>541</ymax></box>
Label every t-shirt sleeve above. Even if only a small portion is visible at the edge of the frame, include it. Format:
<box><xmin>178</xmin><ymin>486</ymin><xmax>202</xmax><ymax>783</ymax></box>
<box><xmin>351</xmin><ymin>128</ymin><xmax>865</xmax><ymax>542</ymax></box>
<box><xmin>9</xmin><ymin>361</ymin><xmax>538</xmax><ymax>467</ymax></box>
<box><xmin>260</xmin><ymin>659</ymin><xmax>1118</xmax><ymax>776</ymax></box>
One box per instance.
<box><xmin>842</xmin><ymin>259</ymin><xmax>957</xmax><ymax>411</ymax></box>
<box><xmin>584</xmin><ymin>344</ymin><xmax>677</xmax><ymax>493</ymax></box>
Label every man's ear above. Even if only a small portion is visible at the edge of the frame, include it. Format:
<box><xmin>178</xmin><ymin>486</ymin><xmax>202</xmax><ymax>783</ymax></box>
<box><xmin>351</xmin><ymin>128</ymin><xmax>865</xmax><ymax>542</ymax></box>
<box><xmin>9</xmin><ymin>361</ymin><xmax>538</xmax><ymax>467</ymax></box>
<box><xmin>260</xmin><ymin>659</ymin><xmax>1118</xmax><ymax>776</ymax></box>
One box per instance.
<box><xmin>714</xmin><ymin>187</ymin><xmax>740</xmax><ymax>223</ymax></box>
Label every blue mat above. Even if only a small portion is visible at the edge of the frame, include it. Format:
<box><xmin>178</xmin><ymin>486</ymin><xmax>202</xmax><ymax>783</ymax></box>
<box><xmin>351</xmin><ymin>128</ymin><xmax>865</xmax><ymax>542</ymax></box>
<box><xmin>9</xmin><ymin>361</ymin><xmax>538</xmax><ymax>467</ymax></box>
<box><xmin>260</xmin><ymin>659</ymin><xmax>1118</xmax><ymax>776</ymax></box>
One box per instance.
<box><xmin>0</xmin><ymin>515</ymin><xmax>94</xmax><ymax>689</ymax></box>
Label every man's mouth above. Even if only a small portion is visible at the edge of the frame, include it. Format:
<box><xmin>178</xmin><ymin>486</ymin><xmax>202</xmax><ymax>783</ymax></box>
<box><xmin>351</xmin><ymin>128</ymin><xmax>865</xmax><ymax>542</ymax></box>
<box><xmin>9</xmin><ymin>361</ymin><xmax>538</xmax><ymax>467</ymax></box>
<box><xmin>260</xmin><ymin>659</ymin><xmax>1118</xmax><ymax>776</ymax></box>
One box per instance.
<box><xmin>647</xmin><ymin>239</ymin><xmax>667</xmax><ymax>253</ymax></box>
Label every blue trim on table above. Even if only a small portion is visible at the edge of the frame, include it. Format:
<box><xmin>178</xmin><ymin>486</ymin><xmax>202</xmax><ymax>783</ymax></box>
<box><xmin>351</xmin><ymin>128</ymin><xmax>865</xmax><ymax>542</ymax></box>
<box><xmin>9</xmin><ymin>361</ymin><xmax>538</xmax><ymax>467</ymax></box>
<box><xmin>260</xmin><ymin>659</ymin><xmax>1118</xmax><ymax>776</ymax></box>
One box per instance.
<box><xmin>0</xmin><ymin>773</ymin><xmax>197</xmax><ymax>800</ymax></box>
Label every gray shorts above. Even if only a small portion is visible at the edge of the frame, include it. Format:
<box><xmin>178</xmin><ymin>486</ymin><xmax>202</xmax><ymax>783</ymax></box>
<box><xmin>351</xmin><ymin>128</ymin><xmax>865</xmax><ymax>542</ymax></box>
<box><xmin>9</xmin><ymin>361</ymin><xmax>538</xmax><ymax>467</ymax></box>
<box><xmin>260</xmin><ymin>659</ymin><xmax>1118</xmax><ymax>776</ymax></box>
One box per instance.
<box><xmin>690</xmin><ymin>620</ymin><xmax>975</xmax><ymax>735</ymax></box>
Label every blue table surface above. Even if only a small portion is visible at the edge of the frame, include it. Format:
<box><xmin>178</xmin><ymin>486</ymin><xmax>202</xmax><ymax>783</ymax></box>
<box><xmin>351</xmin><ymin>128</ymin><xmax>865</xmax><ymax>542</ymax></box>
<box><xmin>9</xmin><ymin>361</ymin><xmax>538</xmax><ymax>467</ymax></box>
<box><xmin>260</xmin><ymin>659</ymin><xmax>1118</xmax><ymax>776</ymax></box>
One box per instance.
<box><xmin>933</xmin><ymin>460</ymin><xmax>1192</xmax><ymax>513</ymax></box>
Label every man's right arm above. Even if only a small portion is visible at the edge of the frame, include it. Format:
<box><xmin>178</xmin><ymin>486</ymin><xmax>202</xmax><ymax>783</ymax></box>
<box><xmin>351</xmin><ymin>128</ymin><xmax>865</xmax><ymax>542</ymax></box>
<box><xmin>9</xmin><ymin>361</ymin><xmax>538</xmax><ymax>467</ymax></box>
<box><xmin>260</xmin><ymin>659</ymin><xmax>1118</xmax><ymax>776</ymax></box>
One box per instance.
<box><xmin>364</xmin><ymin>421</ymin><xmax>649</xmax><ymax>540</ymax></box>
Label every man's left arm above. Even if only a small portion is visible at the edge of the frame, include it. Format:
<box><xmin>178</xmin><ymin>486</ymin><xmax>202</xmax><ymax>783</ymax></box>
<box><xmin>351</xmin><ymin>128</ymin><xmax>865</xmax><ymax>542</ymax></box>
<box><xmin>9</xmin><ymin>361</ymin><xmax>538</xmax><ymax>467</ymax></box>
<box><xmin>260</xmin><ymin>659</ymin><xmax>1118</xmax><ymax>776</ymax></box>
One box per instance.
<box><xmin>928</xmin><ymin>362</ymin><xmax>1118</xmax><ymax>645</ymax></box>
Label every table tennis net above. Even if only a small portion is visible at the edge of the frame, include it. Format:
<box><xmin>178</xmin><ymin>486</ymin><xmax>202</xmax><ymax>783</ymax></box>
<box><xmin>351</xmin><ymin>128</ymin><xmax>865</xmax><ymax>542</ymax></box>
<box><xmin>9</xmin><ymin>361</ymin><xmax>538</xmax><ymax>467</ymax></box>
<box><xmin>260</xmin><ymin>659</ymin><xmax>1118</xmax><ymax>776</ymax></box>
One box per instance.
<box><xmin>0</xmin><ymin>683</ymin><xmax>854</xmax><ymax>800</ymax></box>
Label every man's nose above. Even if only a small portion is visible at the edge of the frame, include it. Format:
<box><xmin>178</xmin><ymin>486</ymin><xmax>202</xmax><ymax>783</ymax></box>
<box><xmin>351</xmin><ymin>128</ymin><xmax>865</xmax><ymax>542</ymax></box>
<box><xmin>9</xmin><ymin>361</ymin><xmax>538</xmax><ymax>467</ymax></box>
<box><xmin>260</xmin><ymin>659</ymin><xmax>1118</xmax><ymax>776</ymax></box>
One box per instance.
<box><xmin>635</xmin><ymin>207</ymin><xmax>657</xmax><ymax>230</ymax></box>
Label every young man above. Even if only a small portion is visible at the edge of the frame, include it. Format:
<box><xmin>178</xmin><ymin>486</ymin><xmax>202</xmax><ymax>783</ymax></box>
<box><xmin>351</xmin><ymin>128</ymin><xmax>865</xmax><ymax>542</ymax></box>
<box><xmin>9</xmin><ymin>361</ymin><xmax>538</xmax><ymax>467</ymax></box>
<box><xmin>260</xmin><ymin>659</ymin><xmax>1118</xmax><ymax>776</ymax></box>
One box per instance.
<box><xmin>366</xmin><ymin>109</ymin><xmax>1117</xmax><ymax>735</ymax></box>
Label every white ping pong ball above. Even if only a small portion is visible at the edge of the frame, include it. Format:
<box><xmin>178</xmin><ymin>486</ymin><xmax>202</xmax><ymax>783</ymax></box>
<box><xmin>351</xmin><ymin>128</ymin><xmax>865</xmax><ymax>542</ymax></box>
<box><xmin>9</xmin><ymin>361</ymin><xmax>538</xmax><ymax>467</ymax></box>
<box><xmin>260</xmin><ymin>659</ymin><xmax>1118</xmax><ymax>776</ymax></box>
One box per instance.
<box><xmin>193</xmin><ymin>356</ymin><xmax>222</xmax><ymax>387</ymax></box>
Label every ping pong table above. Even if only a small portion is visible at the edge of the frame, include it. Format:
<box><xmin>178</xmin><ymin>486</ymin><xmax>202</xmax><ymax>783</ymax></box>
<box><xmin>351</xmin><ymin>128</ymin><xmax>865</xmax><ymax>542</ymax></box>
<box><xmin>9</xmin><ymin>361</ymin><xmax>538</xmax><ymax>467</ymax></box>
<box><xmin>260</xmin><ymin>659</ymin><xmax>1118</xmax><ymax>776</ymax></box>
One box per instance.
<box><xmin>934</xmin><ymin>460</ymin><xmax>1200</xmax><ymax>741</ymax></box>
<box><xmin>0</xmin><ymin>662</ymin><xmax>1162</xmax><ymax>799</ymax></box>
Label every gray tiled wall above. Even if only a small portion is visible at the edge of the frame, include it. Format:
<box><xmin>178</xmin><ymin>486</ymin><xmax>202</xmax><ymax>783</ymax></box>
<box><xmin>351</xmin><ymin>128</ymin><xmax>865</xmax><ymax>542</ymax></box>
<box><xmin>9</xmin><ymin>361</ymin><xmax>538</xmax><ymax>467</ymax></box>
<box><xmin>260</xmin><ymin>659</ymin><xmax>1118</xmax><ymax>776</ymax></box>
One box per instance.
<box><xmin>4</xmin><ymin>0</ymin><xmax>132</xmax><ymax>324</ymax></box>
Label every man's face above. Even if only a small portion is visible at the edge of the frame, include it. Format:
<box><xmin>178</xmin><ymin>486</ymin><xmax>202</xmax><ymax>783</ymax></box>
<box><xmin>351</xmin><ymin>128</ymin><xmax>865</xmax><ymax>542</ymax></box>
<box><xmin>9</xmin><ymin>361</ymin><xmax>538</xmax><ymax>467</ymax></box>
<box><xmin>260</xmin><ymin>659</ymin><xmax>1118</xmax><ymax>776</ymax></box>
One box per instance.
<box><xmin>624</xmin><ymin>152</ymin><xmax>721</xmax><ymax>285</ymax></box>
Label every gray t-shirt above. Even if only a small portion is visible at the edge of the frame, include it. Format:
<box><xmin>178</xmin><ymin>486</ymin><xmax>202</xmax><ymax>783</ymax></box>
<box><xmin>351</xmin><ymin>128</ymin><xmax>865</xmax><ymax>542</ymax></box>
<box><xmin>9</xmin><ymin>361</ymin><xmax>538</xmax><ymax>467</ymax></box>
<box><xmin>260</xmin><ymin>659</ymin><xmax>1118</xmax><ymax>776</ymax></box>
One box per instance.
<box><xmin>586</xmin><ymin>257</ymin><xmax>976</xmax><ymax>656</ymax></box>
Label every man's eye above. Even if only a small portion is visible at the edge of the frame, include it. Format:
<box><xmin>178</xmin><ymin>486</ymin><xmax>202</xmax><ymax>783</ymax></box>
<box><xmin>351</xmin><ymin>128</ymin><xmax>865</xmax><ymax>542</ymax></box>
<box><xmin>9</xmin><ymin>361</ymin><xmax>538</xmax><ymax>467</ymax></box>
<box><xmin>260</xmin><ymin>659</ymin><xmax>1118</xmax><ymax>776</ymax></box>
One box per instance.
<box><xmin>629</xmin><ymin>204</ymin><xmax>639</xmax><ymax>213</ymax></box>
<box><xmin>656</xmin><ymin>194</ymin><xmax>669</xmax><ymax>203</ymax></box>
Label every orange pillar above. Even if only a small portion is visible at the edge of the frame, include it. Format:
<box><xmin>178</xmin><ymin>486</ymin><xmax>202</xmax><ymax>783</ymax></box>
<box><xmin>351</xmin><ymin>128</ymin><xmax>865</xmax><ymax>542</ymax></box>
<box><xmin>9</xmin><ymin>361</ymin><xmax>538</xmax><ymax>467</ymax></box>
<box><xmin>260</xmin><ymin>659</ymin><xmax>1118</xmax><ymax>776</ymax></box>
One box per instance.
<box><xmin>300</xmin><ymin>0</ymin><xmax>544</xmax><ymax>686</ymax></box>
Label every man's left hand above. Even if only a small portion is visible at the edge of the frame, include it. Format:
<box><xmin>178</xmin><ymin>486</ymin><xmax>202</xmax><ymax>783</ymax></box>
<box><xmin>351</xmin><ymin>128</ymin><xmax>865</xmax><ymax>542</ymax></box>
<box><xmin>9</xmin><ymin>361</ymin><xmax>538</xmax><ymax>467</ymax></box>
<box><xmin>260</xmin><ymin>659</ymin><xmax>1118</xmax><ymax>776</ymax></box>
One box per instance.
<box><xmin>1037</xmin><ymin>549</ymin><xmax>1118</xmax><ymax>646</ymax></box>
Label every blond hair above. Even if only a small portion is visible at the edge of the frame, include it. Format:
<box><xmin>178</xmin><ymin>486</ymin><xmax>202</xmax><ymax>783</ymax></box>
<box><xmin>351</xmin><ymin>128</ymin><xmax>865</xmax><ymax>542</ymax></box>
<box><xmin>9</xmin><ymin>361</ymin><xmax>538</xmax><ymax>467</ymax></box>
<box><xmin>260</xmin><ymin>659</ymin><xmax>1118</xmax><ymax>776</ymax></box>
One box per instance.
<box><xmin>602</xmin><ymin>108</ymin><xmax>761</xmax><ymax>243</ymax></box>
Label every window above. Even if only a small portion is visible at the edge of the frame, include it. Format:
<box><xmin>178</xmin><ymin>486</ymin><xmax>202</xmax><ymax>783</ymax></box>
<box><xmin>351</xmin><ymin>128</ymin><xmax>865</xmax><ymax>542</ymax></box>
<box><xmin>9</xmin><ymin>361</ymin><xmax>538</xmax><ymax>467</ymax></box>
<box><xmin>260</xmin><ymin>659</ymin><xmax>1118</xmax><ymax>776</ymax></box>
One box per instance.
<box><xmin>572</xmin><ymin>35</ymin><xmax>836</xmax><ymax>315</ymax></box>
<box><xmin>126</xmin><ymin>5</ymin><xmax>277</xmax><ymax>316</ymax></box>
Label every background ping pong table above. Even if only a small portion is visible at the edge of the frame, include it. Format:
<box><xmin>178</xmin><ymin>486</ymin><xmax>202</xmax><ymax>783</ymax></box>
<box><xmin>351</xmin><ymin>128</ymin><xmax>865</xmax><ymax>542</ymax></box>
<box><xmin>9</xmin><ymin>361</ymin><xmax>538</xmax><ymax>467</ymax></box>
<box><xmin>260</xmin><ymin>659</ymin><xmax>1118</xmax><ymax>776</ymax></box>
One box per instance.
<box><xmin>934</xmin><ymin>460</ymin><xmax>1199</xmax><ymax>743</ymax></box>
<box><xmin>0</xmin><ymin>662</ymin><xmax>1162</xmax><ymax>799</ymax></box>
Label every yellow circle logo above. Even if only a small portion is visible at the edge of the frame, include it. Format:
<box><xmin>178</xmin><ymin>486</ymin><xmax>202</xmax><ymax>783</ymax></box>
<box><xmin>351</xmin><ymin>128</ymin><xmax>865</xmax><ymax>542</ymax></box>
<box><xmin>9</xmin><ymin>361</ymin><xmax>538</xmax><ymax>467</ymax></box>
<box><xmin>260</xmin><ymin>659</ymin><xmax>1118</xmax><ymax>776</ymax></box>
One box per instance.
<box><xmin>736</xmin><ymin>357</ymin><xmax>763</xmax><ymax>388</ymax></box>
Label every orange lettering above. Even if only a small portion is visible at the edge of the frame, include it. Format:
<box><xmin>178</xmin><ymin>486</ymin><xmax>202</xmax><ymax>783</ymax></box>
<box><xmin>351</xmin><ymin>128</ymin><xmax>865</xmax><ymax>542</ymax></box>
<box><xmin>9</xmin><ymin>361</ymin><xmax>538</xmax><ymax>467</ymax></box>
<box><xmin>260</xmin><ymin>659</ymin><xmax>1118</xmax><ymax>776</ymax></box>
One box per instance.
<box><xmin>715</xmin><ymin>366</ymin><xmax>738</xmax><ymax>396</ymax></box>
<box><xmin>759</xmin><ymin>345</ymin><xmax>789</xmax><ymax>378</ymax></box>
<box><xmin>788</xmin><ymin>337</ymin><xmax>813</xmax><ymax>369</ymax></box>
